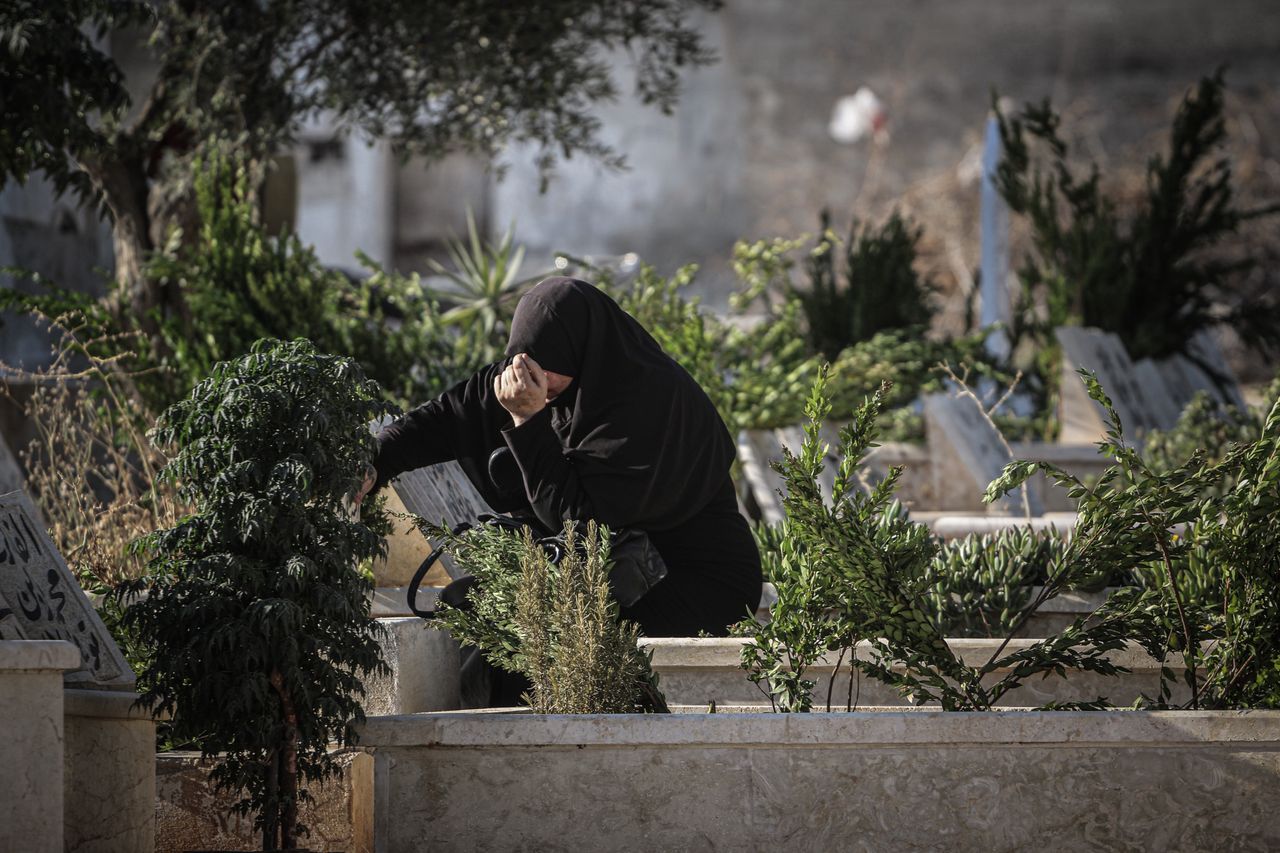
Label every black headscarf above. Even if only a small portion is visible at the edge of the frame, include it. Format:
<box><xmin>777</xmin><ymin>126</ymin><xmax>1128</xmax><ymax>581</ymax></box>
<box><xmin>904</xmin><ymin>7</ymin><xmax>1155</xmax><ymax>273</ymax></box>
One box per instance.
<box><xmin>501</xmin><ymin>277</ymin><xmax>734</xmax><ymax>529</ymax></box>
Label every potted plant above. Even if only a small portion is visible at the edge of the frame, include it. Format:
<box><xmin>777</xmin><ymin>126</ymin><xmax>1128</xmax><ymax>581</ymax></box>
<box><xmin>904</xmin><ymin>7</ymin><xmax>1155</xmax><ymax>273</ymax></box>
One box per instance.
<box><xmin>121</xmin><ymin>338</ymin><xmax>392</xmax><ymax>851</ymax></box>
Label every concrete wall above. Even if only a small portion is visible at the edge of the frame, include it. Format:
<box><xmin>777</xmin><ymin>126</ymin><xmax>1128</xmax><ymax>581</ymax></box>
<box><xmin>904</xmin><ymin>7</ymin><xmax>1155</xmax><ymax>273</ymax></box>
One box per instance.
<box><xmin>360</xmin><ymin>709</ymin><xmax>1280</xmax><ymax>852</ymax></box>
<box><xmin>0</xmin><ymin>179</ymin><xmax>112</xmax><ymax>373</ymax></box>
<box><xmin>291</xmin><ymin>118</ymin><xmax>395</xmax><ymax>274</ymax></box>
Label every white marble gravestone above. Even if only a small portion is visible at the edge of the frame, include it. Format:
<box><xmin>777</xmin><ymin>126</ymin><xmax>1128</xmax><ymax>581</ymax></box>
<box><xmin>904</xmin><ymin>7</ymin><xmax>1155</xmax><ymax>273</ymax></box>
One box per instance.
<box><xmin>980</xmin><ymin>114</ymin><xmax>1012</xmax><ymax>361</ymax></box>
<box><xmin>390</xmin><ymin>462</ymin><xmax>496</xmax><ymax>581</ymax></box>
<box><xmin>736</xmin><ymin>430</ymin><xmax>789</xmax><ymax>525</ymax></box>
<box><xmin>924</xmin><ymin>393</ymin><xmax>1040</xmax><ymax>516</ymax></box>
<box><xmin>1055</xmin><ymin>327</ymin><xmax>1175</xmax><ymax>444</ymax></box>
<box><xmin>0</xmin><ymin>490</ymin><xmax>134</xmax><ymax>689</ymax></box>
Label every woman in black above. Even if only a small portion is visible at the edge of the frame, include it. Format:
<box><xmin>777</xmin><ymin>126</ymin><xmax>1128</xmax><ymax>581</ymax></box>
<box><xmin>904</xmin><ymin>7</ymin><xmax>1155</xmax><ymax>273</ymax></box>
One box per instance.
<box><xmin>363</xmin><ymin>276</ymin><xmax>762</xmax><ymax>637</ymax></box>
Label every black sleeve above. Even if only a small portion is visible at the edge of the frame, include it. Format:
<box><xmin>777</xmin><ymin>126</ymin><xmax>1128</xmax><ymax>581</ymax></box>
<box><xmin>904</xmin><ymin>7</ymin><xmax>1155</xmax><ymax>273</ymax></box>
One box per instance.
<box><xmin>501</xmin><ymin>407</ymin><xmax>615</xmax><ymax>530</ymax></box>
<box><xmin>372</xmin><ymin>396</ymin><xmax>456</xmax><ymax>491</ymax></box>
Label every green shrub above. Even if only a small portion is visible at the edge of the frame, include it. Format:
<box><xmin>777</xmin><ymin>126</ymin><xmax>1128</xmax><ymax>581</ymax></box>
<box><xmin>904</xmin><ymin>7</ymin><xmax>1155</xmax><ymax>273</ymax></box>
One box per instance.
<box><xmin>143</xmin><ymin>147</ymin><xmax>479</xmax><ymax>408</ymax></box>
<box><xmin>740</xmin><ymin>369</ymin><xmax>1150</xmax><ymax>711</ymax></box>
<box><xmin>1142</xmin><ymin>377</ymin><xmax>1280</xmax><ymax>497</ymax></box>
<box><xmin>988</xmin><ymin>371</ymin><xmax>1280</xmax><ymax>709</ymax></box>
<box><xmin>797</xmin><ymin>211</ymin><xmax>936</xmax><ymax>360</ymax></box>
<box><xmin>741</xmin><ymin>516</ymin><xmax>855</xmax><ymax>712</ymax></box>
<box><xmin>923</xmin><ymin>529</ymin><xmax>1053</xmax><ymax>639</ymax></box>
<box><xmin>599</xmin><ymin>259</ymin><xmax>986</xmax><ymax>440</ymax></box>
<box><xmin>423</xmin><ymin>519</ymin><xmax>667</xmax><ymax>714</ymax></box>
<box><xmin>119</xmin><ymin>339</ymin><xmax>393</xmax><ymax>849</ymax></box>
<box><xmin>424</xmin><ymin>210</ymin><xmax>544</xmax><ymax>358</ymax></box>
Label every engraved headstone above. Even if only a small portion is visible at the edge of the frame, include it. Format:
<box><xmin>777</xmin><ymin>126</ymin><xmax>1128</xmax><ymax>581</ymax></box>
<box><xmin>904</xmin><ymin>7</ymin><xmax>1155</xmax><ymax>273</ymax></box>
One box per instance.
<box><xmin>1055</xmin><ymin>327</ymin><xmax>1174</xmax><ymax>444</ymax></box>
<box><xmin>924</xmin><ymin>393</ymin><xmax>1041</xmax><ymax>516</ymax></box>
<box><xmin>736</xmin><ymin>430</ymin><xmax>788</xmax><ymax>525</ymax></box>
<box><xmin>391</xmin><ymin>462</ymin><xmax>496</xmax><ymax>581</ymax></box>
<box><xmin>0</xmin><ymin>490</ymin><xmax>134</xmax><ymax>689</ymax></box>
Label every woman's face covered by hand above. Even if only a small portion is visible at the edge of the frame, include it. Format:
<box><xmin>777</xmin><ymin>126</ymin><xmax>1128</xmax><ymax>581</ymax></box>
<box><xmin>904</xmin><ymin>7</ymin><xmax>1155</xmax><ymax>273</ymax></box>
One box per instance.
<box><xmin>493</xmin><ymin>353</ymin><xmax>573</xmax><ymax>425</ymax></box>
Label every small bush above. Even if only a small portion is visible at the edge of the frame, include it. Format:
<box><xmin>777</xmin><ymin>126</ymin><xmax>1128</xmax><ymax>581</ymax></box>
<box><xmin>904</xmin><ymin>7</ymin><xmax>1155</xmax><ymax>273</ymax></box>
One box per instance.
<box><xmin>120</xmin><ymin>339</ymin><xmax>393</xmax><ymax>848</ymax></box>
<box><xmin>798</xmin><ymin>211</ymin><xmax>936</xmax><ymax>360</ymax></box>
<box><xmin>144</xmin><ymin>147</ymin><xmax>480</xmax><ymax>408</ymax></box>
<box><xmin>425</xmin><ymin>519</ymin><xmax>667</xmax><ymax>714</ymax></box>
<box><xmin>599</xmin><ymin>259</ymin><xmax>986</xmax><ymax>441</ymax></box>
<box><xmin>740</xmin><ymin>369</ymin><xmax>1147</xmax><ymax>712</ymax></box>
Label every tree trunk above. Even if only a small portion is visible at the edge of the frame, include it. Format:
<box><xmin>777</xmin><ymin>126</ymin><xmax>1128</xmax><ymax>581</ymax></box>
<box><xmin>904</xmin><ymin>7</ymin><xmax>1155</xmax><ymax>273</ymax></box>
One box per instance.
<box><xmin>269</xmin><ymin>668</ymin><xmax>300</xmax><ymax>851</ymax></box>
<box><xmin>78</xmin><ymin>150</ymin><xmax>161</xmax><ymax>333</ymax></box>
<box><xmin>262</xmin><ymin>748</ymin><xmax>279</xmax><ymax>850</ymax></box>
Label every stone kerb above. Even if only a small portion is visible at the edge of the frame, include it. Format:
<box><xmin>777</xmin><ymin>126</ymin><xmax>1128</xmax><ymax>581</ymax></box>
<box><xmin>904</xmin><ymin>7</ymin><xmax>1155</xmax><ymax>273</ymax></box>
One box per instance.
<box><xmin>928</xmin><ymin>513</ymin><xmax>1078</xmax><ymax>540</ymax></box>
<box><xmin>0</xmin><ymin>639</ymin><xmax>81</xmax><ymax>853</ymax></box>
<box><xmin>357</xmin><ymin>709</ymin><xmax>1280</xmax><ymax>852</ymax></box>
<box><xmin>642</xmin><ymin>636</ymin><xmax>1185</xmax><ymax>708</ymax></box>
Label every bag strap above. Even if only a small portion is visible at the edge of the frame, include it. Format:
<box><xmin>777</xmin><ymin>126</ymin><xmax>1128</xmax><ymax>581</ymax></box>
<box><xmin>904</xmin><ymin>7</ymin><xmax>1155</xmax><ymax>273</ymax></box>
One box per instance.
<box><xmin>406</xmin><ymin>520</ymin><xmax>475</xmax><ymax>618</ymax></box>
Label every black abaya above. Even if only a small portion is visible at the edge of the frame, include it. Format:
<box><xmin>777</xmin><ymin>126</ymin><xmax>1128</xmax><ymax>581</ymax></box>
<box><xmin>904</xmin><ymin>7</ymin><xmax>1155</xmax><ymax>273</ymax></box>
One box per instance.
<box><xmin>374</xmin><ymin>277</ymin><xmax>761</xmax><ymax>638</ymax></box>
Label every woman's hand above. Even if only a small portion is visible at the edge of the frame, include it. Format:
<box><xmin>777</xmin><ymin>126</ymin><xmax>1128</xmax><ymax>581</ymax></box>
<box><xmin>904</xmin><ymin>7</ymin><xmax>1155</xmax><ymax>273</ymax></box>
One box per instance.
<box><xmin>495</xmin><ymin>353</ymin><xmax>549</xmax><ymax>426</ymax></box>
<box><xmin>353</xmin><ymin>465</ymin><xmax>376</xmax><ymax>508</ymax></box>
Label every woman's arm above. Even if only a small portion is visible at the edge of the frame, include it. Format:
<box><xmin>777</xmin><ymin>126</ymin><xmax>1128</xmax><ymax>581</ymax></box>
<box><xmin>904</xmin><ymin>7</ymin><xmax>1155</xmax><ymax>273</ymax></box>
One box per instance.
<box><xmin>370</xmin><ymin>396</ymin><xmax>458</xmax><ymax>491</ymax></box>
<box><xmin>501</xmin><ymin>407</ymin><xmax>608</xmax><ymax>529</ymax></box>
<box><xmin>494</xmin><ymin>355</ymin><xmax>642</xmax><ymax>530</ymax></box>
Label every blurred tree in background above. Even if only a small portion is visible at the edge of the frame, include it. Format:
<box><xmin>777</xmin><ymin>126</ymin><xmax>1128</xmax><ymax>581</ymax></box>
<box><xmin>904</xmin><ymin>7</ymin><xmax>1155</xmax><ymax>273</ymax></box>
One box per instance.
<box><xmin>0</xmin><ymin>0</ymin><xmax>721</xmax><ymax>340</ymax></box>
<box><xmin>995</xmin><ymin>72</ymin><xmax>1280</xmax><ymax>364</ymax></box>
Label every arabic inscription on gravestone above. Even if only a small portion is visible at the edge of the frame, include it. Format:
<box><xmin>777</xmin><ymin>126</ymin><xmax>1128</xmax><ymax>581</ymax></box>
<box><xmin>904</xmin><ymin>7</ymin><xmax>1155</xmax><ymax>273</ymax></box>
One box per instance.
<box><xmin>0</xmin><ymin>490</ymin><xmax>134</xmax><ymax>689</ymax></box>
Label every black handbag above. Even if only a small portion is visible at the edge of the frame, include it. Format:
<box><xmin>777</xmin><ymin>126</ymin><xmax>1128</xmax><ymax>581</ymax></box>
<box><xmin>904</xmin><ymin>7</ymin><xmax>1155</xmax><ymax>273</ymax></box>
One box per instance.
<box><xmin>407</xmin><ymin>515</ymin><xmax>668</xmax><ymax>617</ymax></box>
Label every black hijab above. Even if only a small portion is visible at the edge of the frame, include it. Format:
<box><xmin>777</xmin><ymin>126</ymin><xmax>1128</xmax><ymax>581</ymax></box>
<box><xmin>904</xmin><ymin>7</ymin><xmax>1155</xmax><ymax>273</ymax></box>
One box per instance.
<box><xmin>501</xmin><ymin>277</ymin><xmax>735</xmax><ymax>529</ymax></box>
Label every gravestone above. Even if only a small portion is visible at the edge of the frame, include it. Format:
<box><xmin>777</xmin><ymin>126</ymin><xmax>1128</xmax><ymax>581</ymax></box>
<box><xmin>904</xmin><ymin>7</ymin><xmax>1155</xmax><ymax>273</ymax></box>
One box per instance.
<box><xmin>924</xmin><ymin>393</ymin><xmax>1041</xmax><ymax>516</ymax></box>
<box><xmin>736</xmin><ymin>430</ymin><xmax>789</xmax><ymax>525</ymax></box>
<box><xmin>390</xmin><ymin>462</ymin><xmax>496</xmax><ymax>581</ymax></box>
<box><xmin>1055</xmin><ymin>327</ymin><xmax>1175</xmax><ymax>443</ymax></box>
<box><xmin>1151</xmin><ymin>329</ymin><xmax>1246</xmax><ymax>412</ymax></box>
<box><xmin>0</xmin><ymin>490</ymin><xmax>134</xmax><ymax>689</ymax></box>
<box><xmin>1130</xmin><ymin>359</ymin><xmax>1182</xmax><ymax>428</ymax></box>
<box><xmin>737</xmin><ymin>427</ymin><xmax>845</xmax><ymax>525</ymax></box>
